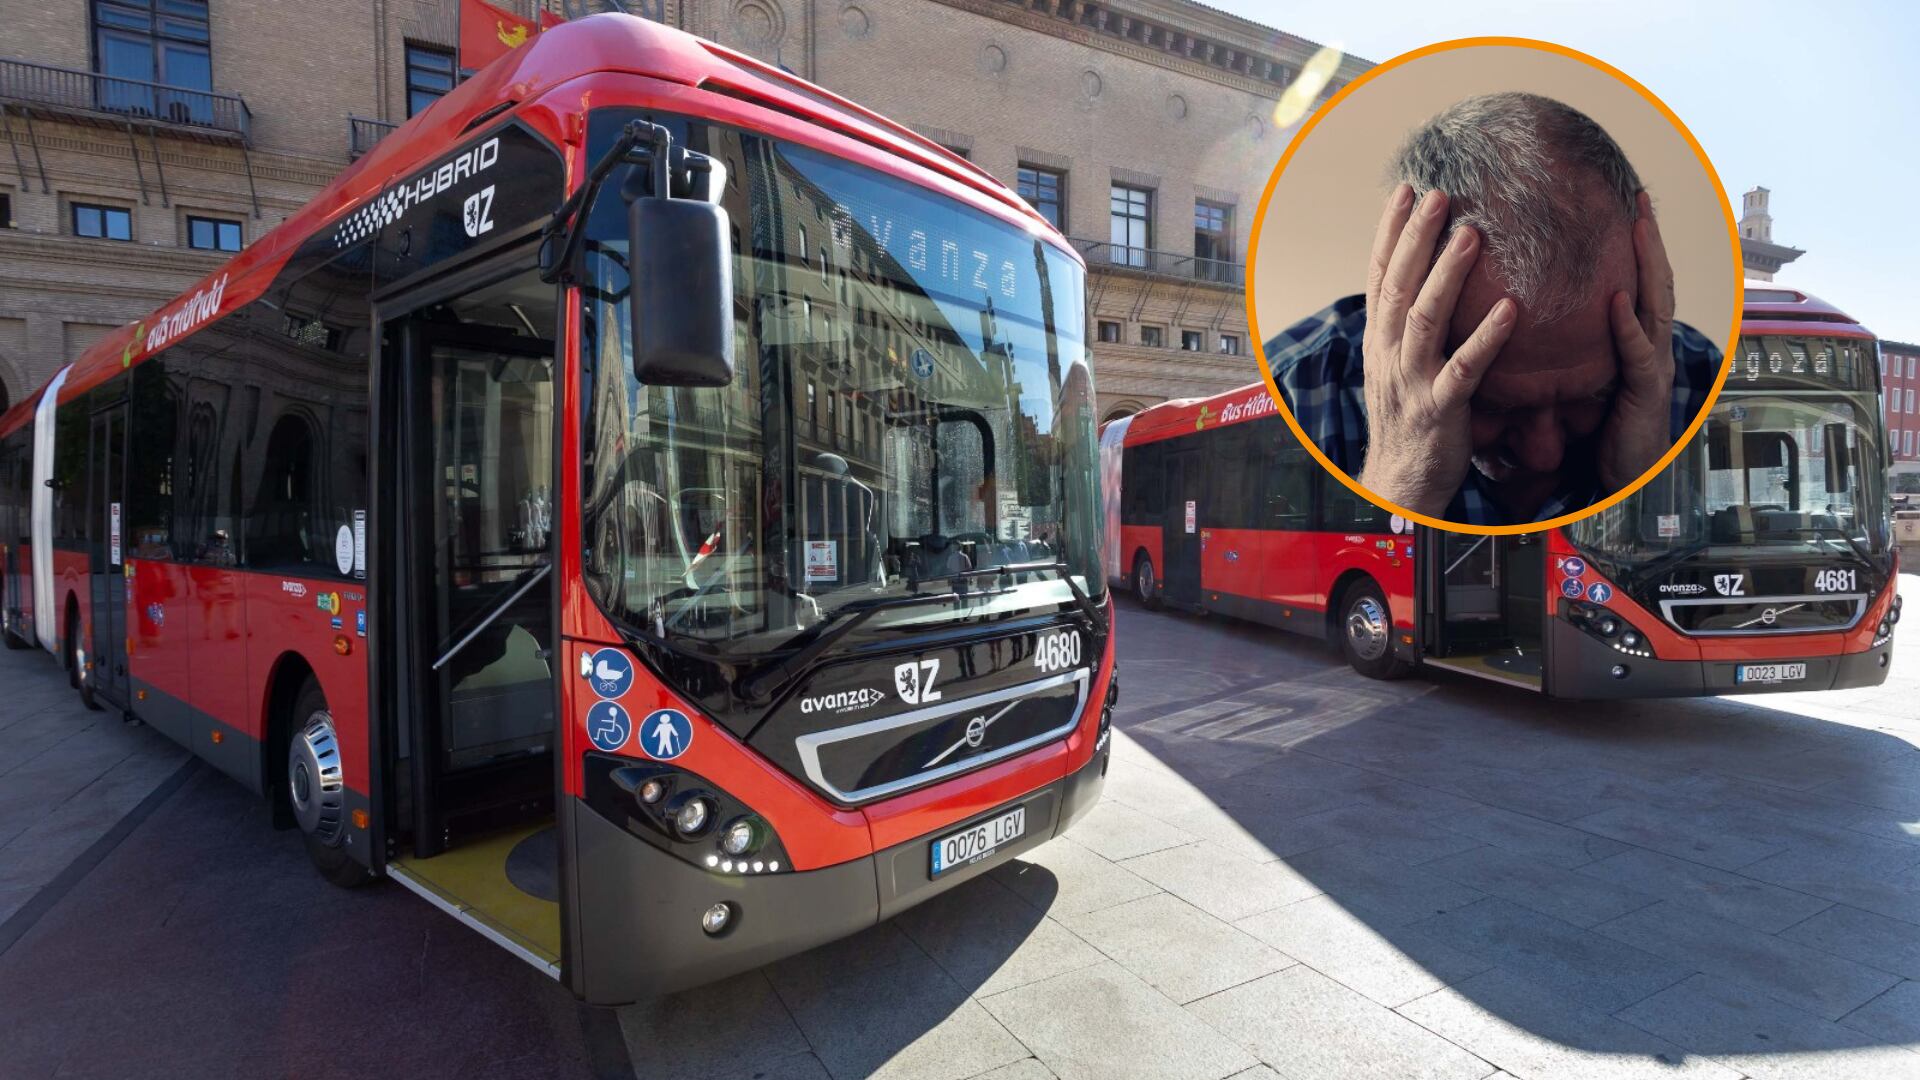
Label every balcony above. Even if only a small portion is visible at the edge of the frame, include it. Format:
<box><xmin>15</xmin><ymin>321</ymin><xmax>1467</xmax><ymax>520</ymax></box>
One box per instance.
<box><xmin>1069</xmin><ymin>238</ymin><xmax>1244</xmax><ymax>288</ymax></box>
<box><xmin>349</xmin><ymin>115</ymin><xmax>398</xmax><ymax>160</ymax></box>
<box><xmin>0</xmin><ymin>58</ymin><xmax>250</xmax><ymax>145</ymax></box>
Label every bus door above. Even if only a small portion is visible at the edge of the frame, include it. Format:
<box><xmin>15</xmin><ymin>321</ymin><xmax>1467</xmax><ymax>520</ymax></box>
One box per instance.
<box><xmin>85</xmin><ymin>402</ymin><xmax>130</xmax><ymax>707</ymax></box>
<box><xmin>2</xmin><ymin>443</ymin><xmax>19</xmax><ymax>637</ymax></box>
<box><xmin>381</xmin><ymin>266</ymin><xmax>562</xmax><ymax>976</ymax></box>
<box><xmin>1419</xmin><ymin>530</ymin><xmax>1545</xmax><ymax>689</ymax></box>
<box><xmin>1162</xmin><ymin>448</ymin><xmax>1202</xmax><ymax>607</ymax></box>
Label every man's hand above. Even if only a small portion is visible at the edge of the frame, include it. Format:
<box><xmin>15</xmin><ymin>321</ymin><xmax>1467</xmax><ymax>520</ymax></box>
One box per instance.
<box><xmin>1600</xmin><ymin>190</ymin><xmax>1678</xmax><ymax>493</ymax></box>
<box><xmin>1357</xmin><ymin>184</ymin><xmax>1517</xmax><ymax>518</ymax></box>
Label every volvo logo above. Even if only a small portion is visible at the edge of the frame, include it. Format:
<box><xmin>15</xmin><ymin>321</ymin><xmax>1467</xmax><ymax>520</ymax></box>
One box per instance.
<box><xmin>1759</xmin><ymin>608</ymin><xmax>1778</xmax><ymax>625</ymax></box>
<box><xmin>964</xmin><ymin>715</ymin><xmax>987</xmax><ymax>748</ymax></box>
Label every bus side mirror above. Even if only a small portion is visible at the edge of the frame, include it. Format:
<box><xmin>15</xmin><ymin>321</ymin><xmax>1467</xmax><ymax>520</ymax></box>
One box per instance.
<box><xmin>1822</xmin><ymin>423</ymin><xmax>1850</xmax><ymax>493</ymax></box>
<box><xmin>628</xmin><ymin>196</ymin><xmax>735</xmax><ymax>388</ymax></box>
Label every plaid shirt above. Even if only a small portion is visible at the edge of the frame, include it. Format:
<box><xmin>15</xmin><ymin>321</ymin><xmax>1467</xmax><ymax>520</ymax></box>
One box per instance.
<box><xmin>1264</xmin><ymin>294</ymin><xmax>1723</xmax><ymax>526</ymax></box>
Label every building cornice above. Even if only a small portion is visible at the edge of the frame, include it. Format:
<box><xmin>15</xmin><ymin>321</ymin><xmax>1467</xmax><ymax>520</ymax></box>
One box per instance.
<box><xmin>925</xmin><ymin>0</ymin><xmax>1372</xmax><ymax>101</ymax></box>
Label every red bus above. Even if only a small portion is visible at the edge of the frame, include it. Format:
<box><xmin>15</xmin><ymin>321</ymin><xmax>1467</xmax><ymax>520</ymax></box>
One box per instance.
<box><xmin>0</xmin><ymin>15</ymin><xmax>1115</xmax><ymax>1002</ymax></box>
<box><xmin>1102</xmin><ymin>282</ymin><xmax>1900</xmax><ymax>697</ymax></box>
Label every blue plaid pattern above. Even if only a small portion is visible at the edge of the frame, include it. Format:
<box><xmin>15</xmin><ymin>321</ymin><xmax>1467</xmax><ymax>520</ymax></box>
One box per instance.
<box><xmin>1264</xmin><ymin>294</ymin><xmax>1724</xmax><ymax>526</ymax></box>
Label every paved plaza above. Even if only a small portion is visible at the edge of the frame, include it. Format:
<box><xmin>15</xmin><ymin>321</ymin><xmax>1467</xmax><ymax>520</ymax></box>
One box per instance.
<box><xmin>2</xmin><ymin>573</ymin><xmax>1917</xmax><ymax>1079</ymax></box>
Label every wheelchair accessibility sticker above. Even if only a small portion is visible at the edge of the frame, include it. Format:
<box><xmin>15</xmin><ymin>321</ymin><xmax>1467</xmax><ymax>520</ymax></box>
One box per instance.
<box><xmin>586</xmin><ymin>701</ymin><xmax>631</xmax><ymax>753</ymax></box>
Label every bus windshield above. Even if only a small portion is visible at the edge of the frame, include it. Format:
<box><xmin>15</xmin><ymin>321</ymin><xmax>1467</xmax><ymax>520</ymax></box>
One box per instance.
<box><xmin>580</xmin><ymin>116</ymin><xmax>1102</xmax><ymax>659</ymax></box>
<box><xmin>1569</xmin><ymin>344</ymin><xmax>1891</xmax><ymax>576</ymax></box>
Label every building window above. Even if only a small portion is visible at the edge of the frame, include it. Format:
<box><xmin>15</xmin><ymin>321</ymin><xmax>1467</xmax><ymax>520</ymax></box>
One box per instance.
<box><xmin>1194</xmin><ymin>199</ymin><xmax>1234</xmax><ymax>281</ymax></box>
<box><xmin>0</xmin><ymin>192</ymin><xmax>11</xmax><ymax>229</ymax></box>
<box><xmin>1219</xmin><ymin>334</ymin><xmax>1241</xmax><ymax>356</ymax></box>
<box><xmin>1910</xmin><ymin>356</ymin><xmax>1917</xmax><ymax>378</ymax></box>
<box><xmin>1180</xmin><ymin>330</ymin><xmax>1204</xmax><ymax>352</ymax></box>
<box><xmin>1109</xmin><ymin>184</ymin><xmax>1152</xmax><ymax>268</ymax></box>
<box><xmin>1097</xmin><ymin>320</ymin><xmax>1122</xmax><ymax>344</ymax></box>
<box><xmin>187</xmin><ymin>215</ymin><xmax>242</xmax><ymax>252</ymax></box>
<box><xmin>940</xmin><ymin>144</ymin><xmax>971</xmax><ymax>161</ymax></box>
<box><xmin>1017</xmin><ymin>166</ymin><xmax>1065</xmax><ymax>231</ymax></box>
<box><xmin>92</xmin><ymin>0</ymin><xmax>213</xmax><ymax>120</ymax></box>
<box><xmin>1139</xmin><ymin>325</ymin><xmax>1164</xmax><ymax>348</ymax></box>
<box><xmin>72</xmin><ymin>202</ymin><xmax>132</xmax><ymax>241</ymax></box>
<box><xmin>406</xmin><ymin>44</ymin><xmax>456</xmax><ymax>116</ymax></box>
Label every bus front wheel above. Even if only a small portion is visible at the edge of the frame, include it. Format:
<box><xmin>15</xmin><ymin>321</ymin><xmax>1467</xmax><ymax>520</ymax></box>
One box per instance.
<box><xmin>1133</xmin><ymin>553</ymin><xmax>1160</xmax><ymax>610</ymax></box>
<box><xmin>1339</xmin><ymin>580</ymin><xmax>1412</xmax><ymax>680</ymax></box>
<box><xmin>287</xmin><ymin>679</ymin><xmax>372</xmax><ymax>888</ymax></box>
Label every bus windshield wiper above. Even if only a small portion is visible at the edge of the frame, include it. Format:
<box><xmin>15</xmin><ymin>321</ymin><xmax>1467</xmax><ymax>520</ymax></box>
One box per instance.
<box><xmin>1796</xmin><ymin>524</ymin><xmax>1874</xmax><ymax>564</ymax></box>
<box><xmin>1625</xmin><ymin>539</ymin><xmax>1713</xmax><ymax>588</ymax></box>
<box><xmin>739</xmin><ymin>589</ymin><xmax>991</xmax><ymax>704</ymax></box>
<box><xmin>937</xmin><ymin>560</ymin><xmax>1107</xmax><ymax>632</ymax></box>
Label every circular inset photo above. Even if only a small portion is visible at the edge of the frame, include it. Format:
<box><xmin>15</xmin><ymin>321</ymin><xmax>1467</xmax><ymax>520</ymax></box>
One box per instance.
<box><xmin>1249</xmin><ymin>38</ymin><xmax>1740</xmax><ymax>533</ymax></box>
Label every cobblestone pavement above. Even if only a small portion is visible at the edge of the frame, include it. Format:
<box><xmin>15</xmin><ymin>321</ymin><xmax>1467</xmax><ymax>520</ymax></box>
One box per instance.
<box><xmin>1</xmin><ymin>572</ymin><xmax>1916</xmax><ymax>1079</ymax></box>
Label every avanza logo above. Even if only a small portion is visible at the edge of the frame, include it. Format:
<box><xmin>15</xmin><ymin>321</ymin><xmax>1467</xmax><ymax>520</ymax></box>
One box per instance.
<box><xmin>799</xmin><ymin>687</ymin><xmax>888</xmax><ymax>715</ymax></box>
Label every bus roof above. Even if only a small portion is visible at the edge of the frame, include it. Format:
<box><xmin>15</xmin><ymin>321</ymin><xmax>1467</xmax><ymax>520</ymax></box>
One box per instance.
<box><xmin>1115</xmin><ymin>281</ymin><xmax>1884</xmax><ymax>450</ymax></box>
<box><xmin>1119</xmin><ymin>382</ymin><xmax>1281</xmax><ymax>447</ymax></box>
<box><xmin>1741</xmin><ymin>280</ymin><xmax>1875</xmax><ymax>340</ymax></box>
<box><xmin>0</xmin><ymin>14</ymin><xmax>1065</xmax><ymax>438</ymax></box>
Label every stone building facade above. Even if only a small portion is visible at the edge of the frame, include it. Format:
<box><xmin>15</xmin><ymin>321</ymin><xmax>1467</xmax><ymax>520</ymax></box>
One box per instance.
<box><xmin>0</xmin><ymin>0</ymin><xmax>1367</xmax><ymax>420</ymax></box>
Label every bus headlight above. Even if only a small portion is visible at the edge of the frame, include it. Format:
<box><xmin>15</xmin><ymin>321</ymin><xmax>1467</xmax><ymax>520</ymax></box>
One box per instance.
<box><xmin>720</xmin><ymin>818</ymin><xmax>758</xmax><ymax>856</ymax></box>
<box><xmin>673</xmin><ymin>796</ymin><xmax>713</xmax><ymax>836</ymax></box>
<box><xmin>1563</xmin><ymin>600</ymin><xmax>1653</xmax><ymax>658</ymax></box>
<box><xmin>590</xmin><ymin>758</ymin><xmax>793</xmax><ymax>876</ymax></box>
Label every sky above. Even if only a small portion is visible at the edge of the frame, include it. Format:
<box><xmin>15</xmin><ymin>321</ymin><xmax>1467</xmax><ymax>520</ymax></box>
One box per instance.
<box><xmin>1210</xmin><ymin>0</ymin><xmax>1920</xmax><ymax>344</ymax></box>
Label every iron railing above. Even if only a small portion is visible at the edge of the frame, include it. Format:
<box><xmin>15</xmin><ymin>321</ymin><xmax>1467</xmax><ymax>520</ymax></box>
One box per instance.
<box><xmin>349</xmin><ymin>115</ymin><xmax>398</xmax><ymax>159</ymax></box>
<box><xmin>1068</xmin><ymin>238</ymin><xmax>1244</xmax><ymax>287</ymax></box>
<box><xmin>0</xmin><ymin>57</ymin><xmax>250</xmax><ymax>144</ymax></box>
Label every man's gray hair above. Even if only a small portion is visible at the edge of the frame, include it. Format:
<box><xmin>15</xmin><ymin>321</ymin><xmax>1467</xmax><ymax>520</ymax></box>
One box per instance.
<box><xmin>1389</xmin><ymin>92</ymin><xmax>1642</xmax><ymax>324</ymax></box>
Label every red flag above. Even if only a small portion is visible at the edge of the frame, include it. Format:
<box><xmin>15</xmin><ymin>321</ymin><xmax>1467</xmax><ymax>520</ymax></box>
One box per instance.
<box><xmin>539</xmin><ymin>10</ymin><xmax>566</xmax><ymax>30</ymax></box>
<box><xmin>459</xmin><ymin>0</ymin><xmax>560</xmax><ymax>71</ymax></box>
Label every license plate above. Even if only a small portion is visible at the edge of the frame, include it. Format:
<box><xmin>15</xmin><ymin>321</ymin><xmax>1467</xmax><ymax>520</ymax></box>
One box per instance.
<box><xmin>1736</xmin><ymin>662</ymin><xmax>1806</xmax><ymax>685</ymax></box>
<box><xmin>930</xmin><ymin>806</ymin><xmax>1025</xmax><ymax>877</ymax></box>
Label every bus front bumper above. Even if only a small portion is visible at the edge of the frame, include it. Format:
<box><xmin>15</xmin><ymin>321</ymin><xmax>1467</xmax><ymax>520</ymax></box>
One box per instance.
<box><xmin>567</xmin><ymin>737</ymin><xmax>1110</xmax><ymax>1005</ymax></box>
<box><xmin>1548</xmin><ymin>618</ymin><xmax>1895</xmax><ymax>699</ymax></box>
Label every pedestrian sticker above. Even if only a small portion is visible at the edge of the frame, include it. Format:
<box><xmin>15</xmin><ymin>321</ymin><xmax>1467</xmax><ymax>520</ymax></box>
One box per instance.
<box><xmin>911</xmin><ymin>348</ymin><xmax>935</xmax><ymax>379</ymax></box>
<box><xmin>355</xmin><ymin>610</ymin><xmax>366</xmax><ymax>638</ymax></box>
<box><xmin>1560</xmin><ymin>578</ymin><xmax>1584</xmax><ymax>599</ymax></box>
<box><xmin>1586</xmin><ymin>581</ymin><xmax>1613</xmax><ymax>604</ymax></box>
<box><xmin>1561</xmin><ymin>557</ymin><xmax>1586</xmax><ymax>578</ymax></box>
<box><xmin>586</xmin><ymin>701</ymin><xmax>631</xmax><ymax>753</ymax></box>
<box><xmin>585</xmin><ymin>647</ymin><xmax>634</xmax><ymax>699</ymax></box>
<box><xmin>641</xmin><ymin>709</ymin><xmax>693</xmax><ymax>761</ymax></box>
<box><xmin>804</xmin><ymin>540</ymin><xmax>839</xmax><ymax>582</ymax></box>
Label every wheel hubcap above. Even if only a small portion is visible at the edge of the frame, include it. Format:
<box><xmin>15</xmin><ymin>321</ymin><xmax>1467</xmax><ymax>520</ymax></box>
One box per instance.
<box><xmin>1136</xmin><ymin>562</ymin><xmax>1153</xmax><ymax>600</ymax></box>
<box><xmin>1346</xmin><ymin>596</ymin><xmax>1389</xmax><ymax>662</ymax></box>
<box><xmin>289</xmin><ymin>709</ymin><xmax>346</xmax><ymax>845</ymax></box>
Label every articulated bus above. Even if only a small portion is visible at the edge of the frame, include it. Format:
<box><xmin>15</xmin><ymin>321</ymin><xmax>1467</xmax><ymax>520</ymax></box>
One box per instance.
<box><xmin>0</xmin><ymin>15</ymin><xmax>1115</xmax><ymax>1002</ymax></box>
<box><xmin>1101</xmin><ymin>282</ymin><xmax>1901</xmax><ymax>698</ymax></box>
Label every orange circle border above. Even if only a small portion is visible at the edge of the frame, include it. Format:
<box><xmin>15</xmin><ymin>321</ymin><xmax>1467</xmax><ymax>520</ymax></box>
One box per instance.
<box><xmin>1244</xmin><ymin>35</ymin><xmax>1742</xmax><ymax>536</ymax></box>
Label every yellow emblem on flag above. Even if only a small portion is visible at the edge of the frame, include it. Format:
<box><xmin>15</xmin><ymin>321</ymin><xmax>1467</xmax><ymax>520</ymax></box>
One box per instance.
<box><xmin>496</xmin><ymin>20</ymin><xmax>528</xmax><ymax>48</ymax></box>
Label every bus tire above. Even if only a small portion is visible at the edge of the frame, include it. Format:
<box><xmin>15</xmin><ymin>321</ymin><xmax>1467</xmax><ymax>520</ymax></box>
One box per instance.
<box><xmin>1133</xmin><ymin>553</ymin><xmax>1160</xmax><ymax>610</ymax></box>
<box><xmin>286</xmin><ymin>678</ymin><xmax>372</xmax><ymax>888</ymax></box>
<box><xmin>1338</xmin><ymin>579</ymin><xmax>1412</xmax><ymax>681</ymax></box>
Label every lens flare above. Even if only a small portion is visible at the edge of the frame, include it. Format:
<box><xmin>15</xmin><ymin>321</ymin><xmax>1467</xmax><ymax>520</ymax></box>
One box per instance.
<box><xmin>1272</xmin><ymin>45</ymin><xmax>1345</xmax><ymax>130</ymax></box>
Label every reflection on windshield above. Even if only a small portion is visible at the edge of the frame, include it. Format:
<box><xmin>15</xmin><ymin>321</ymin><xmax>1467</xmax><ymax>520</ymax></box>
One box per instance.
<box><xmin>580</xmin><ymin>115</ymin><xmax>1102</xmax><ymax>657</ymax></box>
<box><xmin>1569</xmin><ymin>379</ymin><xmax>1890</xmax><ymax>570</ymax></box>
